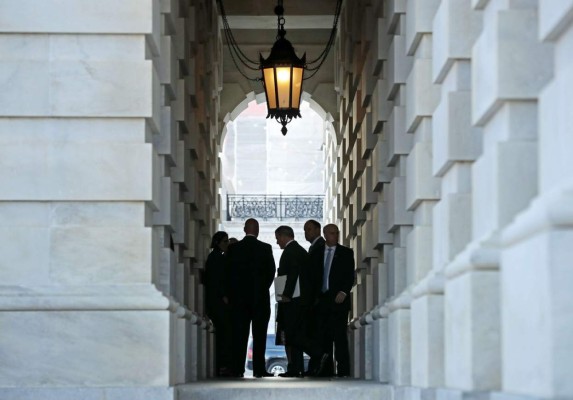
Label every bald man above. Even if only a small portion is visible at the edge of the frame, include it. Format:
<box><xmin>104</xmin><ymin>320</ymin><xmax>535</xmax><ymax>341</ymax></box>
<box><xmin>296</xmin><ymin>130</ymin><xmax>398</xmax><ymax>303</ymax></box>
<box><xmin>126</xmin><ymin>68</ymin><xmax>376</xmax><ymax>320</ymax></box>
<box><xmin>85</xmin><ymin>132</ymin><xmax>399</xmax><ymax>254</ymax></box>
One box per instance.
<box><xmin>226</xmin><ymin>218</ymin><xmax>276</xmax><ymax>378</ymax></box>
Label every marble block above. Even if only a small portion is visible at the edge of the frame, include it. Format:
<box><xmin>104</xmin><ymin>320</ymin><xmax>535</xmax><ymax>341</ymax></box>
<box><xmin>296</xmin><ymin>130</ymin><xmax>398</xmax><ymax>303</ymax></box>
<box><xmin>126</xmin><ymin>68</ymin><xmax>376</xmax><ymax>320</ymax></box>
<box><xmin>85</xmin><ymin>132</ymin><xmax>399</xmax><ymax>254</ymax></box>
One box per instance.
<box><xmin>0</xmin><ymin>387</ymin><xmax>174</xmax><ymax>400</ymax></box>
<box><xmin>389</xmin><ymin>247</ymin><xmax>408</xmax><ymax>296</ymax></box>
<box><xmin>411</xmin><ymin>294</ymin><xmax>445</xmax><ymax>387</ymax></box>
<box><xmin>432</xmin><ymin>193</ymin><xmax>472</xmax><ymax>271</ymax></box>
<box><xmin>373</xmin><ymin>318</ymin><xmax>390</xmax><ymax>383</ymax></box>
<box><xmin>538</xmin><ymin>47</ymin><xmax>573</xmax><ymax>192</ymax></box>
<box><xmin>0</xmin><ymin>143</ymin><xmax>153</xmax><ymax>200</ymax></box>
<box><xmin>432</xmin><ymin>91</ymin><xmax>481</xmax><ymax>177</ymax></box>
<box><xmin>361</xmin><ymin>168</ymin><xmax>378</xmax><ymax>210</ymax></box>
<box><xmin>372</xmin><ymin>138</ymin><xmax>393</xmax><ymax>187</ymax></box>
<box><xmin>0</xmin><ymin>117</ymin><xmax>147</xmax><ymax>145</ymax></box>
<box><xmin>0</xmin><ymin>0</ymin><xmax>154</xmax><ymax>34</ymax></box>
<box><xmin>502</xmin><ymin>229</ymin><xmax>573</xmax><ymax>398</ymax></box>
<box><xmin>472</xmin><ymin>141</ymin><xmax>537</xmax><ymax>240</ymax></box>
<box><xmin>387</xmin><ymin>35</ymin><xmax>413</xmax><ymax>98</ymax></box>
<box><xmin>388</xmin><ymin>177</ymin><xmax>414</xmax><ymax>231</ymax></box>
<box><xmin>406</xmin><ymin>225</ymin><xmax>433</xmax><ymax>283</ymax></box>
<box><xmin>406</xmin><ymin>58</ymin><xmax>441</xmax><ymax>133</ymax></box>
<box><xmin>373</xmin><ymin>79</ymin><xmax>394</xmax><ymax>128</ymax></box>
<box><xmin>153</xmin><ymin>177</ymin><xmax>178</xmax><ymax>227</ymax></box>
<box><xmin>539</xmin><ymin>0</ymin><xmax>573</xmax><ymax>40</ymax></box>
<box><xmin>445</xmin><ymin>270</ymin><xmax>501</xmax><ymax>391</ymax></box>
<box><xmin>387</xmin><ymin>106</ymin><xmax>413</xmax><ymax>166</ymax></box>
<box><xmin>406</xmin><ymin>142</ymin><xmax>441</xmax><ymax>210</ymax></box>
<box><xmin>0</xmin><ymin>310</ymin><xmax>170</xmax><ymax>387</ymax></box>
<box><xmin>0</xmin><ymin>34</ymin><xmax>152</xmax><ymax>117</ymax></box>
<box><xmin>432</xmin><ymin>0</ymin><xmax>481</xmax><ymax>83</ymax></box>
<box><xmin>472</xmin><ymin>9</ymin><xmax>553</xmax><ymax>125</ymax></box>
<box><xmin>405</xmin><ymin>0</ymin><xmax>441</xmax><ymax>55</ymax></box>
<box><xmin>388</xmin><ymin>308</ymin><xmax>411</xmax><ymax>385</ymax></box>
<box><xmin>0</xmin><ymin>202</ymin><xmax>150</xmax><ymax>286</ymax></box>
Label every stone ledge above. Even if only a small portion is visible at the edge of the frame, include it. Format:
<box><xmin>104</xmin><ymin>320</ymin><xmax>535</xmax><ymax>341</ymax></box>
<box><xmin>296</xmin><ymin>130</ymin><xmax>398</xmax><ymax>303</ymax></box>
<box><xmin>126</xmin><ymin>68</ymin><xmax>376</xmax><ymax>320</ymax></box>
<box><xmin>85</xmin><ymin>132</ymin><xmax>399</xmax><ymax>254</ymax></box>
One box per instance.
<box><xmin>0</xmin><ymin>387</ymin><xmax>174</xmax><ymax>400</ymax></box>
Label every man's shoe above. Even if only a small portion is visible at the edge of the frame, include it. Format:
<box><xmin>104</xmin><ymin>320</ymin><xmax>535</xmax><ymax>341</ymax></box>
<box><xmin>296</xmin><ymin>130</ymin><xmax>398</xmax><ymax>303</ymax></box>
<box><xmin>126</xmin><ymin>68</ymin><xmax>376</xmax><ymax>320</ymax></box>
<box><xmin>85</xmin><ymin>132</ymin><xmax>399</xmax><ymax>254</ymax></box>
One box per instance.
<box><xmin>254</xmin><ymin>372</ymin><xmax>274</xmax><ymax>378</ymax></box>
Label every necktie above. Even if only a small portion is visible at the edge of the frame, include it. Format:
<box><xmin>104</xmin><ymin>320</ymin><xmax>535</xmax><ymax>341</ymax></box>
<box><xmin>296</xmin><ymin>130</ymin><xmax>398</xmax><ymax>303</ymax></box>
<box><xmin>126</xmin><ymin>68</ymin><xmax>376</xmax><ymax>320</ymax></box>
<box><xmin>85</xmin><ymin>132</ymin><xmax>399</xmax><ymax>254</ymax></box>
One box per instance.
<box><xmin>322</xmin><ymin>248</ymin><xmax>333</xmax><ymax>292</ymax></box>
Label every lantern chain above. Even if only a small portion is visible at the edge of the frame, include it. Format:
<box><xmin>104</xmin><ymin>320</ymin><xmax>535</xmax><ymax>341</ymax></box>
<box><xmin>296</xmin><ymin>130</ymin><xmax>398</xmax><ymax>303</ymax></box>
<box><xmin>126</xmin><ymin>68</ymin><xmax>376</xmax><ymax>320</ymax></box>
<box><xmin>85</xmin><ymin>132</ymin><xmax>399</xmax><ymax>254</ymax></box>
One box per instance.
<box><xmin>216</xmin><ymin>0</ymin><xmax>261</xmax><ymax>82</ymax></box>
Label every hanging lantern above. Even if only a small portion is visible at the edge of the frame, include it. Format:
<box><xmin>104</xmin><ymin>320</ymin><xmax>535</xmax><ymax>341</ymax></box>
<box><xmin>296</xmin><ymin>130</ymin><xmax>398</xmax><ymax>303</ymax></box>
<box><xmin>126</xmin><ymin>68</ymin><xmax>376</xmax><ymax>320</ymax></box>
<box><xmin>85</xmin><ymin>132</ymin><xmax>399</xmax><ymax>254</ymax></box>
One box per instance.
<box><xmin>260</xmin><ymin>4</ymin><xmax>305</xmax><ymax>136</ymax></box>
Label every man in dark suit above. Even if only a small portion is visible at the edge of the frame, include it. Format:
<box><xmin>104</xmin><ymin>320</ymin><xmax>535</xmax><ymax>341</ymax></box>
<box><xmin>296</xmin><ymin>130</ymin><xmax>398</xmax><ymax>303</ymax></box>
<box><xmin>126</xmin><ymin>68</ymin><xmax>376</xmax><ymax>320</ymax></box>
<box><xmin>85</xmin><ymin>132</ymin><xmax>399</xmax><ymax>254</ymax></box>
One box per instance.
<box><xmin>304</xmin><ymin>219</ymin><xmax>325</xmax><ymax>256</ymax></box>
<box><xmin>313</xmin><ymin>223</ymin><xmax>355</xmax><ymax>377</ymax></box>
<box><xmin>226</xmin><ymin>218</ymin><xmax>276</xmax><ymax>378</ymax></box>
<box><xmin>275</xmin><ymin>225</ymin><xmax>327</xmax><ymax>377</ymax></box>
<box><xmin>303</xmin><ymin>219</ymin><xmax>325</xmax><ymax>374</ymax></box>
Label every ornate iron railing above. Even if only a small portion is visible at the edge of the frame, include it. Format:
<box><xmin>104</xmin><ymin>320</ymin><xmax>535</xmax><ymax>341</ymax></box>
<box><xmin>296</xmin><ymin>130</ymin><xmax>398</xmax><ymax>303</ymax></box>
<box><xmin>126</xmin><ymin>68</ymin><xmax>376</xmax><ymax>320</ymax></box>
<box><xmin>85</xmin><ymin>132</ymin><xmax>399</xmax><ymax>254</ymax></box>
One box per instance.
<box><xmin>226</xmin><ymin>194</ymin><xmax>324</xmax><ymax>221</ymax></box>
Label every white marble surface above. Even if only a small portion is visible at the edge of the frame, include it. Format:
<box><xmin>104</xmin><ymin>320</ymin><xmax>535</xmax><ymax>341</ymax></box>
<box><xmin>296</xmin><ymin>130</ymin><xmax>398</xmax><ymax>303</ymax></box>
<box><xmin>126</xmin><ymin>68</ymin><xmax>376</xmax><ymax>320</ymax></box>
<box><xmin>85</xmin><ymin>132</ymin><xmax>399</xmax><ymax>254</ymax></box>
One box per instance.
<box><xmin>387</xmin><ymin>35</ymin><xmax>412</xmax><ymax>95</ymax></box>
<box><xmin>0</xmin><ymin>118</ymin><xmax>147</xmax><ymax>144</ymax></box>
<box><xmin>432</xmin><ymin>90</ymin><xmax>481</xmax><ymax>176</ymax></box>
<box><xmin>405</xmin><ymin>0</ymin><xmax>441</xmax><ymax>55</ymax></box>
<box><xmin>539</xmin><ymin>0</ymin><xmax>573</xmax><ymax>40</ymax></box>
<box><xmin>472</xmin><ymin>8</ymin><xmax>553</xmax><ymax>125</ymax></box>
<box><xmin>388</xmin><ymin>309</ymin><xmax>411</xmax><ymax>385</ymax></box>
<box><xmin>411</xmin><ymin>294</ymin><xmax>444</xmax><ymax>387</ymax></box>
<box><xmin>406</xmin><ymin>141</ymin><xmax>441</xmax><ymax>209</ymax></box>
<box><xmin>0</xmin><ymin>35</ymin><xmax>152</xmax><ymax>117</ymax></box>
<box><xmin>502</xmin><ymin>229</ymin><xmax>573</xmax><ymax>398</ymax></box>
<box><xmin>445</xmin><ymin>270</ymin><xmax>500</xmax><ymax>391</ymax></box>
<box><xmin>0</xmin><ymin>387</ymin><xmax>174</xmax><ymax>400</ymax></box>
<box><xmin>0</xmin><ymin>0</ymin><xmax>154</xmax><ymax>34</ymax></box>
<box><xmin>539</xmin><ymin>27</ymin><xmax>573</xmax><ymax>192</ymax></box>
<box><xmin>0</xmin><ymin>143</ymin><xmax>152</xmax><ymax>200</ymax></box>
<box><xmin>432</xmin><ymin>0</ymin><xmax>481</xmax><ymax>83</ymax></box>
<box><xmin>0</xmin><ymin>202</ymin><xmax>150</xmax><ymax>286</ymax></box>
<box><xmin>0</xmin><ymin>311</ymin><xmax>170</xmax><ymax>387</ymax></box>
<box><xmin>388</xmin><ymin>177</ymin><xmax>414</xmax><ymax>230</ymax></box>
<box><xmin>405</xmin><ymin>58</ymin><xmax>441</xmax><ymax>132</ymax></box>
<box><xmin>406</xmin><ymin>225</ymin><xmax>433</xmax><ymax>283</ymax></box>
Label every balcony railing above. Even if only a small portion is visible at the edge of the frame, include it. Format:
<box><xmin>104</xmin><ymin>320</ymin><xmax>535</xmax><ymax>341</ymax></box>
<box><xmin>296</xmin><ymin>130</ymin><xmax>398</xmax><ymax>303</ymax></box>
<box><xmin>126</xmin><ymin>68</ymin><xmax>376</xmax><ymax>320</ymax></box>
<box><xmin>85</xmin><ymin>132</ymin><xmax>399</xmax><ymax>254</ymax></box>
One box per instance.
<box><xmin>226</xmin><ymin>194</ymin><xmax>324</xmax><ymax>221</ymax></box>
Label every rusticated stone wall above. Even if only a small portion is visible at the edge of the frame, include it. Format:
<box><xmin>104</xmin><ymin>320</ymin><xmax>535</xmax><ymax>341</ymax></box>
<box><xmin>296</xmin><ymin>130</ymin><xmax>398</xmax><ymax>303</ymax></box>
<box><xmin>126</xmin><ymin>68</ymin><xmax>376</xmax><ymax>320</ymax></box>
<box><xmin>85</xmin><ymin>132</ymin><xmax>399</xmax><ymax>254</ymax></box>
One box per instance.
<box><xmin>332</xmin><ymin>1</ymin><xmax>572</xmax><ymax>399</ymax></box>
<box><xmin>0</xmin><ymin>0</ymin><xmax>223</xmax><ymax>398</ymax></box>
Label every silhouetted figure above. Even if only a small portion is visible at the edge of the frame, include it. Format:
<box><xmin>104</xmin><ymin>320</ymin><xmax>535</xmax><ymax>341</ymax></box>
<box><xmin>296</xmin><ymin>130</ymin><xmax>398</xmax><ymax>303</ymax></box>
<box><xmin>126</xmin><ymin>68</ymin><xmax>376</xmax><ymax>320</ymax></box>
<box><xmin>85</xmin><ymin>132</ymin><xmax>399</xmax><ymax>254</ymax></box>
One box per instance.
<box><xmin>204</xmin><ymin>231</ymin><xmax>233</xmax><ymax>377</ymax></box>
<box><xmin>275</xmin><ymin>225</ymin><xmax>328</xmax><ymax>378</ymax></box>
<box><xmin>225</xmin><ymin>218</ymin><xmax>276</xmax><ymax>378</ymax></box>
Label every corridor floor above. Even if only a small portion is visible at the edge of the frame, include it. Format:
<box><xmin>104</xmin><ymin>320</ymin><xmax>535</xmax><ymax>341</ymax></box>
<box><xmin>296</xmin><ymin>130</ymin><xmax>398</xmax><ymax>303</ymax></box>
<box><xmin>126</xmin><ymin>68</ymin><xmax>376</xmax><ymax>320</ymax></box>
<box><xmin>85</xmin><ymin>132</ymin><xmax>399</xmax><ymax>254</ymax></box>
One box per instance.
<box><xmin>177</xmin><ymin>378</ymin><xmax>388</xmax><ymax>400</ymax></box>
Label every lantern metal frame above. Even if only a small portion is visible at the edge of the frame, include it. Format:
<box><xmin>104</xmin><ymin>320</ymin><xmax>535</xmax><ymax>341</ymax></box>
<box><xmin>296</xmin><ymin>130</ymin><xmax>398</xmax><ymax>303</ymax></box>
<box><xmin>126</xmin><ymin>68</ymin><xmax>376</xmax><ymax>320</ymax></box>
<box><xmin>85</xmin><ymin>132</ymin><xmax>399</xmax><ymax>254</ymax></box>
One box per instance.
<box><xmin>259</xmin><ymin>4</ymin><xmax>306</xmax><ymax>135</ymax></box>
<box><xmin>216</xmin><ymin>0</ymin><xmax>342</xmax><ymax>136</ymax></box>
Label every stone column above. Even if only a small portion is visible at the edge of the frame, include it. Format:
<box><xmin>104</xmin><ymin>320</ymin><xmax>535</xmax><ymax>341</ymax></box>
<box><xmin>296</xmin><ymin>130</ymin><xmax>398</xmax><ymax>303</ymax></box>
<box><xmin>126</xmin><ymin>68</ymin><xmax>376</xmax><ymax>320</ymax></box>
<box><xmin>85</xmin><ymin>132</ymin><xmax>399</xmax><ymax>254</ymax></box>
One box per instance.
<box><xmin>0</xmin><ymin>0</ymin><xmax>172</xmax><ymax>397</ymax></box>
<box><xmin>0</xmin><ymin>0</ymin><xmax>224</xmax><ymax>397</ymax></box>
<box><xmin>444</xmin><ymin>0</ymin><xmax>553</xmax><ymax>393</ymax></box>
<box><xmin>500</xmin><ymin>1</ymin><xmax>573</xmax><ymax>398</ymax></box>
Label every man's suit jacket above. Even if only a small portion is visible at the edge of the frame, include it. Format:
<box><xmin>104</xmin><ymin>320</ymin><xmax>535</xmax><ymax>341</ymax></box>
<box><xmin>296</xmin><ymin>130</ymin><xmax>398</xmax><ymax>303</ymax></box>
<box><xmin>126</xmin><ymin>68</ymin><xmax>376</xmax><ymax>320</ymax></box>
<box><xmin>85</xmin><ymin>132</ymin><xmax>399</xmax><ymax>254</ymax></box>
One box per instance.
<box><xmin>277</xmin><ymin>240</ymin><xmax>312</xmax><ymax>306</ymax></box>
<box><xmin>226</xmin><ymin>235</ymin><xmax>276</xmax><ymax>306</ymax></box>
<box><xmin>308</xmin><ymin>237</ymin><xmax>325</xmax><ymax>256</ymax></box>
<box><xmin>314</xmin><ymin>243</ymin><xmax>355</xmax><ymax>310</ymax></box>
<box><xmin>308</xmin><ymin>237</ymin><xmax>325</xmax><ymax>302</ymax></box>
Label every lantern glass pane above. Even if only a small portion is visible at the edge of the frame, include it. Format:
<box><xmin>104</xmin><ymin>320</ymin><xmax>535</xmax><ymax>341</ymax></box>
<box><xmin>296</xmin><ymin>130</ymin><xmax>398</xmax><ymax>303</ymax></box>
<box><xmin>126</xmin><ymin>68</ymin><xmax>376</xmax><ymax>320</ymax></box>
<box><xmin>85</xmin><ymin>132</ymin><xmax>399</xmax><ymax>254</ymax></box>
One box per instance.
<box><xmin>291</xmin><ymin>67</ymin><xmax>303</xmax><ymax>108</ymax></box>
<box><xmin>276</xmin><ymin>67</ymin><xmax>292</xmax><ymax>109</ymax></box>
<box><xmin>263</xmin><ymin>67</ymin><xmax>277</xmax><ymax>109</ymax></box>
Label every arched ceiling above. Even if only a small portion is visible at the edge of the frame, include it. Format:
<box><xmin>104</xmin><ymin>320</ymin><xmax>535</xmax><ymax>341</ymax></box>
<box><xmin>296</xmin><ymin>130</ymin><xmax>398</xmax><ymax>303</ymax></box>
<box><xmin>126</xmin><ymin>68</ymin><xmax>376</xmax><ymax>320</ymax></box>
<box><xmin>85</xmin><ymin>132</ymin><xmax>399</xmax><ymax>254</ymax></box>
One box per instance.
<box><xmin>218</xmin><ymin>0</ymin><xmax>339</xmax><ymax>123</ymax></box>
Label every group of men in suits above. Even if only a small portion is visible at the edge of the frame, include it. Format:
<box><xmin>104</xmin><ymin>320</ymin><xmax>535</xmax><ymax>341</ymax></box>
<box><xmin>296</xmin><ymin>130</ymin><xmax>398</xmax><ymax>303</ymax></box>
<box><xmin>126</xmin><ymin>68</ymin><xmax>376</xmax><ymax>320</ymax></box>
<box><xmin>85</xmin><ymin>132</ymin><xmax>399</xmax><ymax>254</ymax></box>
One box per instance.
<box><xmin>223</xmin><ymin>217</ymin><xmax>355</xmax><ymax>378</ymax></box>
<box><xmin>274</xmin><ymin>220</ymin><xmax>355</xmax><ymax>378</ymax></box>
